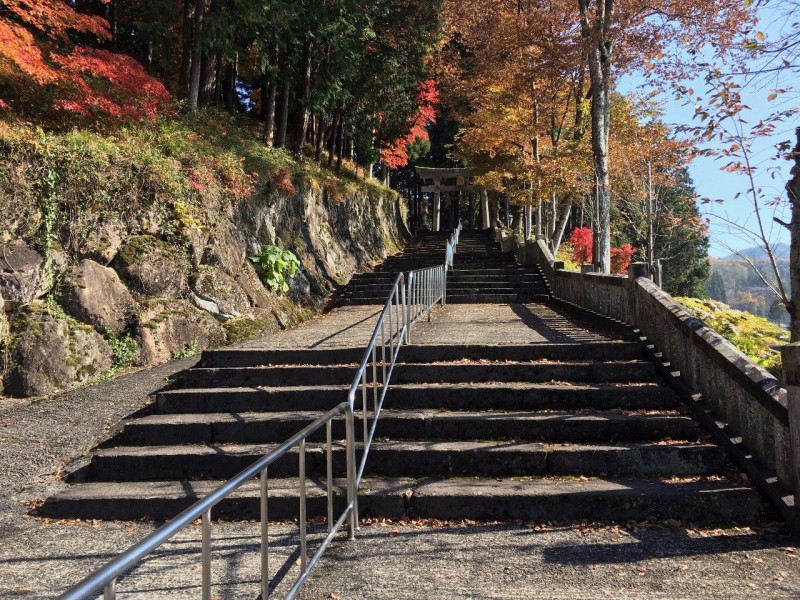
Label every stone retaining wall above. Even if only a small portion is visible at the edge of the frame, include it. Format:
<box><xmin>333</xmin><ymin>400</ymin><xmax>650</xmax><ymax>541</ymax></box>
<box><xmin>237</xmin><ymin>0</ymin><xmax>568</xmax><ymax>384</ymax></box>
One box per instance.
<box><xmin>524</xmin><ymin>238</ymin><xmax>794</xmax><ymax>496</ymax></box>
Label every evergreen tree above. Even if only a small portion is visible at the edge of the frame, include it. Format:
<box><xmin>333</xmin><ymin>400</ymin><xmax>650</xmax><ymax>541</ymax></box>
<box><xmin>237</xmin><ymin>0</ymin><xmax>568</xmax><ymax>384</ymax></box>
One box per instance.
<box><xmin>708</xmin><ymin>271</ymin><xmax>728</xmax><ymax>303</ymax></box>
<box><xmin>614</xmin><ymin>168</ymin><xmax>710</xmax><ymax>298</ymax></box>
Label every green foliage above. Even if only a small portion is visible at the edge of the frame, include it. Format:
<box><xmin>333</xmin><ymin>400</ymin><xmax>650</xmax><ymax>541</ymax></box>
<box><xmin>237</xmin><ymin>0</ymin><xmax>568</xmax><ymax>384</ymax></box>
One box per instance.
<box><xmin>171</xmin><ymin>338</ymin><xmax>199</xmax><ymax>360</ymax></box>
<box><xmin>249</xmin><ymin>245</ymin><xmax>301</xmax><ymax>293</ymax></box>
<box><xmin>555</xmin><ymin>243</ymin><xmax>581</xmax><ymax>271</ymax></box>
<box><xmin>613</xmin><ymin>168</ymin><xmax>710</xmax><ymax>298</ymax></box>
<box><xmin>677</xmin><ymin>297</ymin><xmax>789</xmax><ymax>377</ymax></box>
<box><xmin>104</xmin><ymin>329</ymin><xmax>139</xmax><ymax>371</ymax></box>
<box><xmin>707</xmin><ymin>271</ymin><xmax>727</xmax><ymax>303</ymax></box>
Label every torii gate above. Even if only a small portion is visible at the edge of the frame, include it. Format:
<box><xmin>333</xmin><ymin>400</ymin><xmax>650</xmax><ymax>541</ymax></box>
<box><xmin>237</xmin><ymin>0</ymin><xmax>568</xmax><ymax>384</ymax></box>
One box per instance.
<box><xmin>415</xmin><ymin>167</ymin><xmax>490</xmax><ymax>232</ymax></box>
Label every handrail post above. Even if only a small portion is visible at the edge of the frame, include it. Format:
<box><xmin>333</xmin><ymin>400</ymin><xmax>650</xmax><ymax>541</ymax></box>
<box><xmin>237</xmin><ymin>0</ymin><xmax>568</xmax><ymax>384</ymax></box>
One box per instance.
<box><xmin>260</xmin><ymin>467</ymin><xmax>269</xmax><ymax>599</ymax></box>
<box><xmin>442</xmin><ymin>265</ymin><xmax>447</xmax><ymax>306</ymax></box>
<box><xmin>345</xmin><ymin>406</ymin><xmax>357</xmax><ymax>539</ymax></box>
<box><xmin>201</xmin><ymin>510</ymin><xmax>212</xmax><ymax>600</ymax></box>
<box><xmin>402</xmin><ymin>275</ymin><xmax>410</xmax><ymax>344</ymax></box>
<box><xmin>405</xmin><ymin>272</ymin><xmax>413</xmax><ymax>343</ymax></box>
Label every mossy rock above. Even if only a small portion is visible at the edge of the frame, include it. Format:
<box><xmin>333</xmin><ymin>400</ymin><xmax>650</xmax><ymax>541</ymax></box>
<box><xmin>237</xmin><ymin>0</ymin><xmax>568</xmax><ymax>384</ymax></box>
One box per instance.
<box><xmin>116</xmin><ymin>235</ymin><xmax>187</xmax><ymax>298</ymax></box>
<box><xmin>192</xmin><ymin>265</ymin><xmax>251</xmax><ymax>320</ymax></box>
<box><xmin>3</xmin><ymin>304</ymin><xmax>113</xmax><ymax>398</ymax></box>
<box><xmin>62</xmin><ymin>259</ymin><xmax>137</xmax><ymax>334</ymax></box>
<box><xmin>136</xmin><ymin>299</ymin><xmax>225</xmax><ymax>365</ymax></box>
<box><xmin>223</xmin><ymin>316</ymin><xmax>281</xmax><ymax>344</ymax></box>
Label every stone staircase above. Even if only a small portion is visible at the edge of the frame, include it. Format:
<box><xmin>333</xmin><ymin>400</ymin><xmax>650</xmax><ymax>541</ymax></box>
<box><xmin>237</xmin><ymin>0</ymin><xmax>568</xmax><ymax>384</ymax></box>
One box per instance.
<box><xmin>334</xmin><ymin>231</ymin><xmax>451</xmax><ymax>305</ymax></box>
<box><xmin>335</xmin><ymin>229</ymin><xmax>549</xmax><ymax>305</ymax></box>
<box><xmin>43</xmin><ymin>338</ymin><xmax>764</xmax><ymax>524</ymax></box>
<box><xmin>447</xmin><ymin>230</ymin><xmax>549</xmax><ymax>303</ymax></box>
<box><xmin>41</xmin><ymin>229</ymin><xmax>767</xmax><ymax>525</ymax></box>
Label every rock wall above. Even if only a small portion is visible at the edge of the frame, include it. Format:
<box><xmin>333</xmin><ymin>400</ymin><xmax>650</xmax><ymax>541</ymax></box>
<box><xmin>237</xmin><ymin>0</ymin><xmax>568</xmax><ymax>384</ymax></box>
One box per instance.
<box><xmin>0</xmin><ymin>184</ymin><xmax>406</xmax><ymax>398</ymax></box>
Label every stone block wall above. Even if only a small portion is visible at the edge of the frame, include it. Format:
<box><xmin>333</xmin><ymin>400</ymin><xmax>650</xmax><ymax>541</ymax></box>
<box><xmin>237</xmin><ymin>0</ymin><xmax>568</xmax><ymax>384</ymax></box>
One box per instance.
<box><xmin>526</xmin><ymin>238</ymin><xmax>794</xmax><ymax>494</ymax></box>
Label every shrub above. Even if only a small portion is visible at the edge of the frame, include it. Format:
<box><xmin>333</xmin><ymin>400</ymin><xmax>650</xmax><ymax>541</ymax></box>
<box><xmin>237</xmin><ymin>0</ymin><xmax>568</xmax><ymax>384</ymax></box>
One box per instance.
<box><xmin>104</xmin><ymin>329</ymin><xmax>139</xmax><ymax>370</ymax></box>
<box><xmin>568</xmin><ymin>227</ymin><xmax>593</xmax><ymax>264</ymax></box>
<box><xmin>249</xmin><ymin>245</ymin><xmax>301</xmax><ymax>293</ymax></box>
<box><xmin>611</xmin><ymin>243</ymin><xmax>635</xmax><ymax>274</ymax></box>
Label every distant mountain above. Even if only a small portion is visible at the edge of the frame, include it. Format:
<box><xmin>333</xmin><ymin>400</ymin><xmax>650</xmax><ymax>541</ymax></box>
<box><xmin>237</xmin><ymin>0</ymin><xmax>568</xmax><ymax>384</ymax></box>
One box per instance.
<box><xmin>723</xmin><ymin>243</ymin><xmax>790</xmax><ymax>261</ymax></box>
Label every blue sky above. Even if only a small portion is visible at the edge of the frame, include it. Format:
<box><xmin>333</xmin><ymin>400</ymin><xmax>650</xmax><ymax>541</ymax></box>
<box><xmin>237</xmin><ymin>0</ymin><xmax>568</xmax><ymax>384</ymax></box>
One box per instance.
<box><xmin>619</xmin><ymin>3</ymin><xmax>797</xmax><ymax>258</ymax></box>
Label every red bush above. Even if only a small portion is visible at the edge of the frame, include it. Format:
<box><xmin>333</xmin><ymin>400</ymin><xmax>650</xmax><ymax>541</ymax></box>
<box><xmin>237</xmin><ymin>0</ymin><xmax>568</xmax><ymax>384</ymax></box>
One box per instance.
<box><xmin>568</xmin><ymin>227</ymin><xmax>593</xmax><ymax>264</ymax></box>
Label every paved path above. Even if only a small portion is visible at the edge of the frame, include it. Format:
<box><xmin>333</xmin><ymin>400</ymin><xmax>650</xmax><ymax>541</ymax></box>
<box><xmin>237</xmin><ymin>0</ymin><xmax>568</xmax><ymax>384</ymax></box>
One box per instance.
<box><xmin>0</xmin><ymin>304</ymin><xmax>797</xmax><ymax>599</ymax></box>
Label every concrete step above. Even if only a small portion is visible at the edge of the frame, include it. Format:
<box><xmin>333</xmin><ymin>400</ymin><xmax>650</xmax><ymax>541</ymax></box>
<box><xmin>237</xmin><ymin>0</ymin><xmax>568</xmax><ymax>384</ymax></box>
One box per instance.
<box><xmin>181</xmin><ymin>360</ymin><xmax>658</xmax><ymax>387</ymax></box>
<box><xmin>41</xmin><ymin>477</ymin><xmax>410</xmax><ymax>521</ymax></box>
<box><xmin>446</xmin><ymin>293</ymin><xmax>550</xmax><ymax>303</ymax></box>
<box><xmin>199</xmin><ymin>342</ymin><xmax>645</xmax><ymax>368</ymax></box>
<box><xmin>118</xmin><ymin>409</ymin><xmax>694</xmax><ymax>454</ymax></box>
<box><xmin>335</xmin><ymin>297</ymin><xmax>387</xmax><ymax>305</ymax></box>
<box><xmin>41</xmin><ymin>477</ymin><xmax>764</xmax><ymax>524</ymax></box>
<box><xmin>93</xmin><ymin>439</ymin><xmax>724</xmax><ymax>480</ymax></box>
<box><xmin>410</xmin><ymin>478</ymin><xmax>765</xmax><ymax>523</ymax></box>
<box><xmin>160</xmin><ymin>383</ymin><xmax>678</xmax><ymax>414</ymax></box>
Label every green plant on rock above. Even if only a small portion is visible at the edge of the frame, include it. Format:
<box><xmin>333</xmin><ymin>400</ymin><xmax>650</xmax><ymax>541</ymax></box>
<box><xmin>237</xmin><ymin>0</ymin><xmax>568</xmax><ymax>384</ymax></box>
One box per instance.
<box><xmin>172</xmin><ymin>338</ymin><xmax>199</xmax><ymax>360</ymax></box>
<box><xmin>104</xmin><ymin>329</ymin><xmax>139</xmax><ymax>371</ymax></box>
<box><xmin>248</xmin><ymin>245</ymin><xmax>300</xmax><ymax>293</ymax></box>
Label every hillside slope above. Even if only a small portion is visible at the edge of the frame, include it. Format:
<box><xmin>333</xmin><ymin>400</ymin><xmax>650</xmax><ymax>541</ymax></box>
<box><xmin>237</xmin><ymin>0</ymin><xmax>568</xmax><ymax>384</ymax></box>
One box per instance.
<box><xmin>0</xmin><ymin>114</ymin><xmax>406</xmax><ymax>398</ymax></box>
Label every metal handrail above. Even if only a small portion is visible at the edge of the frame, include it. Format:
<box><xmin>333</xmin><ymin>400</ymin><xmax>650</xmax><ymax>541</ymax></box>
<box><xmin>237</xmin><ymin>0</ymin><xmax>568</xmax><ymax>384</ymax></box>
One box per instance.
<box><xmin>58</xmin><ymin>403</ymin><xmax>356</xmax><ymax>600</ymax></box>
<box><xmin>56</xmin><ymin>226</ymin><xmax>462</xmax><ymax>600</ymax></box>
<box><xmin>406</xmin><ymin>265</ymin><xmax>447</xmax><ymax>344</ymax></box>
<box><xmin>445</xmin><ymin>224</ymin><xmax>460</xmax><ymax>269</ymax></box>
<box><xmin>347</xmin><ymin>273</ymin><xmax>407</xmax><ymax>504</ymax></box>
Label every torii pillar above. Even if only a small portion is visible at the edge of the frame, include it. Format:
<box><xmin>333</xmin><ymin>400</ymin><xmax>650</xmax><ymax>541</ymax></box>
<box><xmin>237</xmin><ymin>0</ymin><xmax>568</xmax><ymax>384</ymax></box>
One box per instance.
<box><xmin>433</xmin><ymin>186</ymin><xmax>442</xmax><ymax>232</ymax></box>
<box><xmin>481</xmin><ymin>190</ymin><xmax>490</xmax><ymax>229</ymax></box>
<box><xmin>416</xmin><ymin>167</ymin><xmax>474</xmax><ymax>232</ymax></box>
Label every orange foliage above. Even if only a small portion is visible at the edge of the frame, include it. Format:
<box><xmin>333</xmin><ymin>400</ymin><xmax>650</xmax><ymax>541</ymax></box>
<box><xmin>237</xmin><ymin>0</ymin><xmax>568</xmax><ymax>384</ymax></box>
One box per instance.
<box><xmin>611</xmin><ymin>243</ymin><xmax>636</xmax><ymax>274</ymax></box>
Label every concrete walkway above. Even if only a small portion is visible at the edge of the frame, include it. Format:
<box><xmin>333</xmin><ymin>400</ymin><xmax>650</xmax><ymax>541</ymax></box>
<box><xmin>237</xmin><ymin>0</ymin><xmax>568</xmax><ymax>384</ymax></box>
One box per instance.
<box><xmin>0</xmin><ymin>304</ymin><xmax>797</xmax><ymax>599</ymax></box>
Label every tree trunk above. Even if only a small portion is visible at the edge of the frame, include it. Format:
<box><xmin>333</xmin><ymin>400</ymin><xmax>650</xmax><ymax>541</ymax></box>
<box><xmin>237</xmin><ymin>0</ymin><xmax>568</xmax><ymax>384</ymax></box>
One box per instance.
<box><xmin>187</xmin><ymin>0</ymin><xmax>205</xmax><ymax>112</ymax></box>
<box><xmin>579</xmin><ymin>0</ymin><xmax>613</xmax><ymax>273</ymax></box>
<box><xmin>263</xmin><ymin>70</ymin><xmax>276</xmax><ymax>145</ymax></box>
<box><xmin>787</xmin><ymin>127</ymin><xmax>800</xmax><ymax>342</ymax></box>
<box><xmin>199</xmin><ymin>50</ymin><xmax>217</xmax><ymax>106</ymax></box>
<box><xmin>336</xmin><ymin>118</ymin><xmax>345</xmax><ymax>172</ymax></box>
<box><xmin>179</xmin><ymin>0</ymin><xmax>193</xmax><ymax>91</ymax></box>
<box><xmin>223</xmin><ymin>56</ymin><xmax>237</xmax><ymax>112</ymax></box>
<box><xmin>293</xmin><ymin>40</ymin><xmax>313</xmax><ymax>154</ymax></box>
<box><xmin>275</xmin><ymin>59</ymin><xmax>291</xmax><ymax>149</ymax></box>
<box><xmin>314</xmin><ymin>114</ymin><xmax>326</xmax><ymax>164</ymax></box>
<box><xmin>552</xmin><ymin>201</ymin><xmax>573</xmax><ymax>256</ymax></box>
<box><xmin>328</xmin><ymin>110</ymin><xmax>341</xmax><ymax>169</ymax></box>
<box><xmin>108</xmin><ymin>0</ymin><xmax>118</xmax><ymax>50</ymax></box>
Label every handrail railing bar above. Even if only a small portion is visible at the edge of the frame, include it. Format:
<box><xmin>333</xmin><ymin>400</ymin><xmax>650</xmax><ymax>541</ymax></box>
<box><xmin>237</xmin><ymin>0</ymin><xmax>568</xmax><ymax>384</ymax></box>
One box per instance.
<box><xmin>355</xmin><ymin>343</ymin><xmax>403</xmax><ymax>484</ymax></box>
<box><xmin>284</xmin><ymin>504</ymin><xmax>354</xmax><ymax>600</ymax></box>
<box><xmin>61</xmin><ymin>225</ymin><xmax>460</xmax><ymax>600</ymax></box>
<box><xmin>371</xmin><ymin>344</ymin><xmax>378</xmax><ymax>410</ymax></box>
<box><xmin>299</xmin><ymin>438</ymin><xmax>307</xmax><ymax>573</ymax></box>
<box><xmin>326</xmin><ymin>422</ymin><xmax>333</xmax><ymax>534</ymax></box>
<box><xmin>59</xmin><ymin>402</ymin><xmax>352</xmax><ymax>600</ymax></box>
<box><xmin>361</xmin><ymin>368</ymin><xmax>368</xmax><ymax>457</ymax></box>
